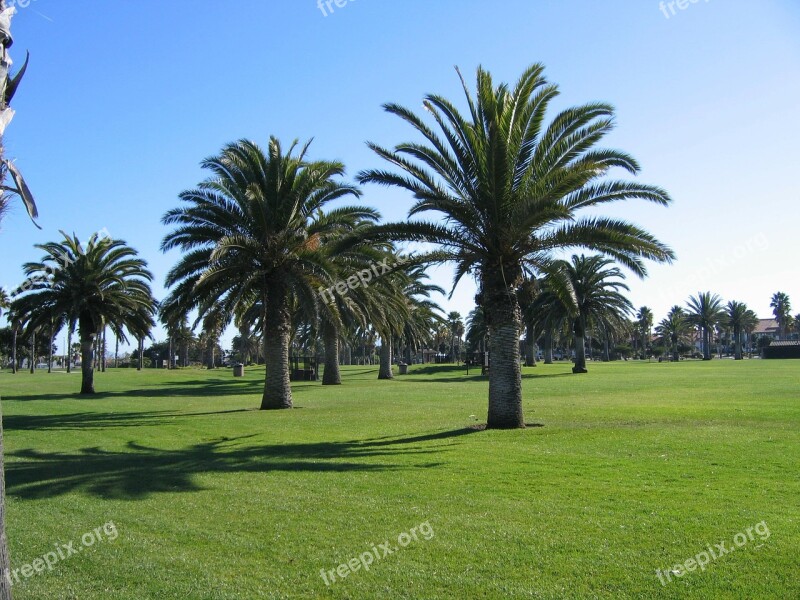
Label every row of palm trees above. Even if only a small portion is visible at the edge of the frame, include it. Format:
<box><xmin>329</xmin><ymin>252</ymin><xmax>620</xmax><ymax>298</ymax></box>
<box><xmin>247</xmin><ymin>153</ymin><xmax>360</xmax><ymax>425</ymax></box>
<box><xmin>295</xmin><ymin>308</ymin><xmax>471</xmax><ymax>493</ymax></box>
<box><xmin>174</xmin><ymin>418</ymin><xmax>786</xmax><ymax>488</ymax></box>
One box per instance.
<box><xmin>6</xmin><ymin>64</ymin><xmax>676</xmax><ymax>429</ymax></box>
<box><xmin>487</xmin><ymin>283</ymin><xmax>789</xmax><ymax>370</ymax></box>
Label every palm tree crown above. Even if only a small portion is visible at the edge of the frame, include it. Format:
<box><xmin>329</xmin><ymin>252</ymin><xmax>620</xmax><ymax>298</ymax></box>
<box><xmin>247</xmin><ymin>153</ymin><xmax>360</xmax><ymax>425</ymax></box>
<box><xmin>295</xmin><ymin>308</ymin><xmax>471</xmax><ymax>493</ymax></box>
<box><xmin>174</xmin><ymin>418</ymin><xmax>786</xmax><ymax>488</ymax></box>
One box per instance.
<box><xmin>770</xmin><ymin>292</ymin><xmax>792</xmax><ymax>337</ymax></box>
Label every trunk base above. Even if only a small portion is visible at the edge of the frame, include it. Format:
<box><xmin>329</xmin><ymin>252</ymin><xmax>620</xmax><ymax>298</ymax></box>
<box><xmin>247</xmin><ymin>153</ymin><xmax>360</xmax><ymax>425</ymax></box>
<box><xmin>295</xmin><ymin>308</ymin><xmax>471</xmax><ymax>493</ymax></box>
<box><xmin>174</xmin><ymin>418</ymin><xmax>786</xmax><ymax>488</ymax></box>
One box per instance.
<box><xmin>260</xmin><ymin>397</ymin><xmax>292</xmax><ymax>410</ymax></box>
<box><xmin>572</xmin><ymin>366</ymin><xmax>588</xmax><ymax>374</ymax></box>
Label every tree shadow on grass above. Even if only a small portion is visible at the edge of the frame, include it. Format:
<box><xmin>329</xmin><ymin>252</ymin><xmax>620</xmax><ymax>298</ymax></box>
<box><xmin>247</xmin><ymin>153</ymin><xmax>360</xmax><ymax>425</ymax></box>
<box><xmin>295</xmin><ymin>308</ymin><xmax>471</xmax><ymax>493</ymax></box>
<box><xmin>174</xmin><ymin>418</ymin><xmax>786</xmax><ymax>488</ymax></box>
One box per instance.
<box><xmin>1</xmin><ymin>376</ymin><xmax>299</xmax><ymax>402</ymax></box>
<box><xmin>6</xmin><ymin>428</ymin><xmax>481</xmax><ymax>501</ymax></box>
<box><xmin>3</xmin><ymin>409</ymin><xmax>253</xmax><ymax>431</ymax></box>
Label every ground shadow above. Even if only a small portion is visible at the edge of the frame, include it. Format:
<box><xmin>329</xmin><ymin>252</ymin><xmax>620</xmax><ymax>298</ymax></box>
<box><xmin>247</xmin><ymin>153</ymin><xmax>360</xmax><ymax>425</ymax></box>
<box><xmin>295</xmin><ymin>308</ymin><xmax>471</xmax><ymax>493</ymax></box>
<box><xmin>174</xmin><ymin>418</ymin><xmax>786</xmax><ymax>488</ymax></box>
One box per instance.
<box><xmin>3</xmin><ymin>408</ymin><xmax>253</xmax><ymax>431</ymax></box>
<box><xmin>2</xmin><ymin>376</ymin><xmax>266</xmax><ymax>402</ymax></box>
<box><xmin>6</xmin><ymin>428</ymin><xmax>480</xmax><ymax>501</ymax></box>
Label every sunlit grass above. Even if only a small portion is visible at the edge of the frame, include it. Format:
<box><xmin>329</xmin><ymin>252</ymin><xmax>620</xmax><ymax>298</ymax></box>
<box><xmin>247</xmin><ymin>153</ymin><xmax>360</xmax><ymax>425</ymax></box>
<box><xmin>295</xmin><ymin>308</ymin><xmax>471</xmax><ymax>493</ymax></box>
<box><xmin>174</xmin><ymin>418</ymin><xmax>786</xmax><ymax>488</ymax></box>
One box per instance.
<box><xmin>1</xmin><ymin>359</ymin><xmax>798</xmax><ymax>599</ymax></box>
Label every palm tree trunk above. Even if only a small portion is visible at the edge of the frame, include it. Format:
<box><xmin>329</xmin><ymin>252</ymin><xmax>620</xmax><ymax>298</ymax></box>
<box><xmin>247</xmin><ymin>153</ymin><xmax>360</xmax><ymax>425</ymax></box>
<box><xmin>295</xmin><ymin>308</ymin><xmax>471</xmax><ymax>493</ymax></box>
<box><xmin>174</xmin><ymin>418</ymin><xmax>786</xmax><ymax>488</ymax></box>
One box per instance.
<box><xmin>29</xmin><ymin>330</ymin><xmax>35</xmax><ymax>374</ymax></box>
<box><xmin>115</xmin><ymin>335</ymin><xmax>119</xmax><ymax>368</ymax></box>
<box><xmin>101</xmin><ymin>328</ymin><xmax>106</xmax><ymax>372</ymax></box>
<box><xmin>703</xmin><ymin>327</ymin><xmax>711</xmax><ymax>360</ymax></box>
<box><xmin>48</xmin><ymin>326</ymin><xmax>54</xmax><ymax>373</ymax></box>
<box><xmin>734</xmin><ymin>327</ymin><xmax>743</xmax><ymax>360</ymax></box>
<box><xmin>524</xmin><ymin>323</ymin><xmax>536</xmax><ymax>367</ymax></box>
<box><xmin>573</xmin><ymin>318</ymin><xmax>588</xmax><ymax>374</ymax></box>
<box><xmin>80</xmin><ymin>332</ymin><xmax>96</xmax><ymax>394</ymax></box>
<box><xmin>137</xmin><ymin>338</ymin><xmax>143</xmax><ymax>371</ymax></box>
<box><xmin>322</xmin><ymin>322</ymin><xmax>341</xmax><ymax>385</ymax></box>
<box><xmin>672</xmin><ymin>336</ymin><xmax>680</xmax><ymax>362</ymax></box>
<box><xmin>544</xmin><ymin>328</ymin><xmax>553</xmax><ymax>364</ymax></box>
<box><xmin>10</xmin><ymin>326</ymin><xmax>16</xmax><ymax>375</ymax></box>
<box><xmin>378</xmin><ymin>336</ymin><xmax>393</xmax><ymax>379</ymax></box>
<box><xmin>0</xmin><ymin>402</ymin><xmax>10</xmax><ymax>600</ymax></box>
<box><xmin>261</xmin><ymin>285</ymin><xmax>292</xmax><ymax>410</ymax></box>
<box><xmin>485</xmin><ymin>288</ymin><xmax>524</xmax><ymax>429</ymax></box>
<box><xmin>603</xmin><ymin>335</ymin><xmax>610</xmax><ymax>362</ymax></box>
<box><xmin>66</xmin><ymin>325</ymin><xmax>72</xmax><ymax>373</ymax></box>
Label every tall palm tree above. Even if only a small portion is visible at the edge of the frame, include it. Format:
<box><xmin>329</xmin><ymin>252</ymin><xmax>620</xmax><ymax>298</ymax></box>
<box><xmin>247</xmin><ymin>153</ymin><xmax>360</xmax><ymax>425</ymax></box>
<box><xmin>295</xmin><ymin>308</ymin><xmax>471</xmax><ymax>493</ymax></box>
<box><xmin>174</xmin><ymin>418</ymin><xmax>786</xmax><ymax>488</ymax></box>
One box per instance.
<box><xmin>518</xmin><ymin>278</ymin><xmax>541</xmax><ymax>367</ymax></box>
<box><xmin>742</xmin><ymin>309</ymin><xmax>759</xmax><ymax>358</ymax></box>
<box><xmin>725</xmin><ymin>300</ymin><xmax>750</xmax><ymax>360</ymax></box>
<box><xmin>356</xmin><ymin>64</ymin><xmax>674</xmax><ymax>428</ymax></box>
<box><xmin>161</xmin><ymin>137</ymin><xmax>364</xmax><ymax>409</ymax></box>
<box><xmin>555</xmin><ymin>255</ymin><xmax>634</xmax><ymax>373</ymax></box>
<box><xmin>656</xmin><ymin>306</ymin><xmax>691</xmax><ymax>362</ymax></box>
<box><xmin>0</xmin><ymin>3</ymin><xmax>39</xmax><ymax>590</ymax></box>
<box><xmin>12</xmin><ymin>232</ymin><xmax>156</xmax><ymax>394</ymax></box>
<box><xmin>687</xmin><ymin>292</ymin><xmax>724</xmax><ymax>360</ymax></box>
<box><xmin>308</xmin><ymin>216</ymin><xmax>383</xmax><ymax>385</ymax></box>
<box><xmin>466</xmin><ymin>306</ymin><xmax>488</xmax><ymax>358</ymax></box>
<box><xmin>770</xmin><ymin>292</ymin><xmax>792</xmax><ymax>337</ymax></box>
<box><xmin>636</xmin><ymin>306</ymin><xmax>654</xmax><ymax>359</ymax></box>
<box><xmin>400</xmin><ymin>272</ymin><xmax>445</xmax><ymax>364</ymax></box>
<box><xmin>446</xmin><ymin>311</ymin><xmax>464</xmax><ymax>363</ymax></box>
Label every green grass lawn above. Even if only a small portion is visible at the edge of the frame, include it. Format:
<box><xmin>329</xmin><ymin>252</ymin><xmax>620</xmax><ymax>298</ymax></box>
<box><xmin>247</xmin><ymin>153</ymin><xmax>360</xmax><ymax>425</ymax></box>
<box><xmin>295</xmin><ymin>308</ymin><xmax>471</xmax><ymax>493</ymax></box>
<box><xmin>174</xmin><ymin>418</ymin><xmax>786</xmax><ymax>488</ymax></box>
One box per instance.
<box><xmin>1</xmin><ymin>360</ymin><xmax>798</xmax><ymax>599</ymax></box>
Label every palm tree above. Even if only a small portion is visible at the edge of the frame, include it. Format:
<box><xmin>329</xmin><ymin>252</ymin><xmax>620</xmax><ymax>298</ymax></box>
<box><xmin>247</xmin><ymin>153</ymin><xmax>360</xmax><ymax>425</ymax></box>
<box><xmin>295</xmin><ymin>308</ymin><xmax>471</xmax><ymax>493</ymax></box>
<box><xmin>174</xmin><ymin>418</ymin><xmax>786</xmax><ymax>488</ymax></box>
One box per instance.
<box><xmin>0</xmin><ymin>4</ymin><xmax>39</xmax><ymax>590</ymax></box>
<box><xmin>656</xmin><ymin>306</ymin><xmax>691</xmax><ymax>362</ymax></box>
<box><xmin>446</xmin><ymin>311</ymin><xmax>464</xmax><ymax>363</ymax></box>
<box><xmin>399</xmin><ymin>270</ymin><xmax>445</xmax><ymax>365</ymax></box>
<box><xmin>466</xmin><ymin>306</ymin><xmax>488</xmax><ymax>358</ymax></box>
<box><xmin>554</xmin><ymin>255</ymin><xmax>634</xmax><ymax>373</ymax></box>
<box><xmin>725</xmin><ymin>301</ymin><xmax>750</xmax><ymax>360</ymax></box>
<box><xmin>529</xmin><ymin>274</ymin><xmax>573</xmax><ymax>365</ymax></box>
<box><xmin>12</xmin><ymin>233</ymin><xmax>156</xmax><ymax>394</ymax></box>
<box><xmin>770</xmin><ymin>292</ymin><xmax>792</xmax><ymax>338</ymax></box>
<box><xmin>686</xmin><ymin>292</ymin><xmax>724</xmax><ymax>360</ymax></box>
<box><xmin>636</xmin><ymin>306</ymin><xmax>654</xmax><ymax>359</ymax></box>
<box><xmin>794</xmin><ymin>314</ymin><xmax>800</xmax><ymax>340</ymax></box>
<box><xmin>161</xmin><ymin>137</ymin><xmax>364</xmax><ymax>409</ymax></box>
<box><xmin>518</xmin><ymin>278</ymin><xmax>540</xmax><ymax>367</ymax></box>
<box><xmin>356</xmin><ymin>64</ymin><xmax>674</xmax><ymax>428</ymax></box>
<box><xmin>743</xmin><ymin>309</ymin><xmax>759</xmax><ymax>357</ymax></box>
<box><xmin>309</xmin><ymin>216</ymin><xmax>383</xmax><ymax>385</ymax></box>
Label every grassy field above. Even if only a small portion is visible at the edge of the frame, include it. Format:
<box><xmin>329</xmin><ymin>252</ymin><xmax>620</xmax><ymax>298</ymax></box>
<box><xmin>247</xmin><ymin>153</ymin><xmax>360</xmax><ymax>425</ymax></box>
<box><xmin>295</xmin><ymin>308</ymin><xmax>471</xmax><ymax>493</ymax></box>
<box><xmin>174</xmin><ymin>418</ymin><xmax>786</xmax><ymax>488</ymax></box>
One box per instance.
<box><xmin>1</xmin><ymin>360</ymin><xmax>798</xmax><ymax>599</ymax></box>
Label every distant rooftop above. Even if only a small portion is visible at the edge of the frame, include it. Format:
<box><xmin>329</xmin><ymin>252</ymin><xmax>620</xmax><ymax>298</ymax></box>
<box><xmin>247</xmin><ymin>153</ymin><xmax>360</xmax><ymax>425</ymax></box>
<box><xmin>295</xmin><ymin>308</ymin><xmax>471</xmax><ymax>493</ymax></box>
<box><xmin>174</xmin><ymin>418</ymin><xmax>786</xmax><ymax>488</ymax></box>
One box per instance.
<box><xmin>753</xmin><ymin>319</ymin><xmax>780</xmax><ymax>335</ymax></box>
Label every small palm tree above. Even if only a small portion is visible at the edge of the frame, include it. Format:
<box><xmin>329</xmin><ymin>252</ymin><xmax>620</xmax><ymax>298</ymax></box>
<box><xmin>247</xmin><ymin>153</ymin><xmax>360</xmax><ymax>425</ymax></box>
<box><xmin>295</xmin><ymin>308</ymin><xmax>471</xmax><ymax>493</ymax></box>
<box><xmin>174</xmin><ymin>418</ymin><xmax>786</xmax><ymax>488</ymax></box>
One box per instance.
<box><xmin>12</xmin><ymin>232</ymin><xmax>156</xmax><ymax>394</ymax></box>
<box><xmin>357</xmin><ymin>64</ymin><xmax>674</xmax><ymax>427</ymax></box>
<box><xmin>466</xmin><ymin>306</ymin><xmax>488</xmax><ymax>357</ymax></box>
<box><xmin>725</xmin><ymin>301</ymin><xmax>750</xmax><ymax>360</ymax></box>
<box><xmin>399</xmin><ymin>267</ymin><xmax>445</xmax><ymax>364</ymax></box>
<box><xmin>636</xmin><ymin>306</ymin><xmax>654</xmax><ymax>359</ymax></box>
<box><xmin>529</xmin><ymin>279</ymin><xmax>573</xmax><ymax>365</ymax></box>
<box><xmin>742</xmin><ymin>309</ymin><xmax>759</xmax><ymax>357</ymax></box>
<box><xmin>446</xmin><ymin>311</ymin><xmax>464</xmax><ymax>363</ymax></box>
<box><xmin>770</xmin><ymin>292</ymin><xmax>792</xmax><ymax>337</ymax></box>
<box><xmin>656</xmin><ymin>306</ymin><xmax>691</xmax><ymax>362</ymax></box>
<box><xmin>687</xmin><ymin>292</ymin><xmax>724</xmax><ymax>360</ymax></box>
<box><xmin>161</xmin><ymin>138</ymin><xmax>364</xmax><ymax>409</ymax></box>
<box><xmin>554</xmin><ymin>255</ymin><xmax>634</xmax><ymax>373</ymax></box>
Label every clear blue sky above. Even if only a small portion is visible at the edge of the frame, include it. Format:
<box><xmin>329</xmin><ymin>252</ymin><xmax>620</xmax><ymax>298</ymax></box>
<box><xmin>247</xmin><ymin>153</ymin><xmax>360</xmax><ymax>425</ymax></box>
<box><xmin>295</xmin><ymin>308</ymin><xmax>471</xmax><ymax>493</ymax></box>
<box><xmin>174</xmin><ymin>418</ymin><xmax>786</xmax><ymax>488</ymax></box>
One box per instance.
<box><xmin>1</xmin><ymin>0</ymin><xmax>798</xmax><ymax>352</ymax></box>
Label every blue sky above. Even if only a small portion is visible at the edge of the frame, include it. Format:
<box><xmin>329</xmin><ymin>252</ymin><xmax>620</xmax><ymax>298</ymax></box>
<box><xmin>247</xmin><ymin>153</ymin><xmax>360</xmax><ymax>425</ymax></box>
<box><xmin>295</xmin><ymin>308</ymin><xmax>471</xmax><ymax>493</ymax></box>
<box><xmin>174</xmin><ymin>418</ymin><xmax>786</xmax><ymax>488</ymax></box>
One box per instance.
<box><xmin>1</xmin><ymin>0</ymin><xmax>799</xmax><ymax>352</ymax></box>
